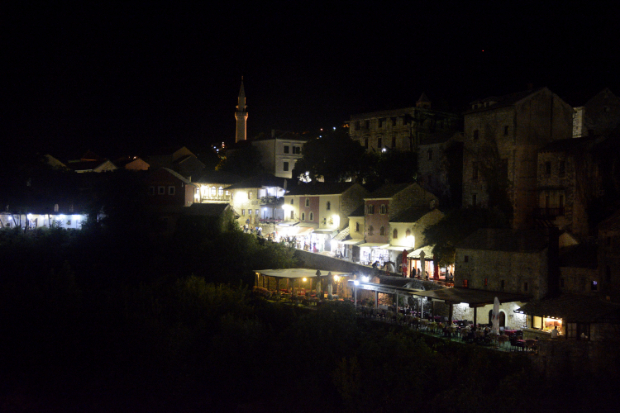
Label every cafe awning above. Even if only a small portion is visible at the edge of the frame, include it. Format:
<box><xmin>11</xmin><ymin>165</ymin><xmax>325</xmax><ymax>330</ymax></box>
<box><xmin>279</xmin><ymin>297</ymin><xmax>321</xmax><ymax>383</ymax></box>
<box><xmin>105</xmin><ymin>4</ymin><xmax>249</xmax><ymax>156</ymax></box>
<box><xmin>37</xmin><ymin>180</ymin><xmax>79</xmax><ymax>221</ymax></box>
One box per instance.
<box><xmin>410</xmin><ymin>288</ymin><xmax>530</xmax><ymax>307</ymax></box>
<box><xmin>516</xmin><ymin>294</ymin><xmax>620</xmax><ymax>323</ymax></box>
<box><xmin>255</xmin><ymin>268</ymin><xmax>351</xmax><ymax>279</ymax></box>
<box><xmin>358</xmin><ymin>243</ymin><xmax>390</xmax><ymax>249</ymax></box>
<box><xmin>408</xmin><ymin>244</ymin><xmax>435</xmax><ymax>258</ymax></box>
<box><xmin>385</xmin><ymin>246</ymin><xmax>414</xmax><ymax>252</ymax></box>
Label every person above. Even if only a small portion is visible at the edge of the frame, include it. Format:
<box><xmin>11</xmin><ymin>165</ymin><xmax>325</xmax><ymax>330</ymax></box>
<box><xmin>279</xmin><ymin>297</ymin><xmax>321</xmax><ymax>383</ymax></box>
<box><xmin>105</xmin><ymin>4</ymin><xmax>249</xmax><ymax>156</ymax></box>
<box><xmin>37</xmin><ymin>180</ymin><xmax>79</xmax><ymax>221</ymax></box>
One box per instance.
<box><xmin>551</xmin><ymin>325</ymin><xmax>559</xmax><ymax>338</ymax></box>
<box><xmin>372</xmin><ymin>261</ymin><xmax>379</xmax><ymax>269</ymax></box>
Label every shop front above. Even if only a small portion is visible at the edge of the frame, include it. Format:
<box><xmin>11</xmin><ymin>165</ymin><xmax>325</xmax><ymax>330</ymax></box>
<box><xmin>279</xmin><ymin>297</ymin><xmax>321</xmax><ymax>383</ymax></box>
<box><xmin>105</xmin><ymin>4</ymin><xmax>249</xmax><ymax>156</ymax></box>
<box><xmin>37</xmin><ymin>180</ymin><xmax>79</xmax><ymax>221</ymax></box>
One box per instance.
<box><xmin>311</xmin><ymin>229</ymin><xmax>338</xmax><ymax>253</ymax></box>
<box><xmin>358</xmin><ymin>243</ymin><xmax>390</xmax><ymax>266</ymax></box>
<box><xmin>407</xmin><ymin>245</ymin><xmax>436</xmax><ymax>279</ymax></box>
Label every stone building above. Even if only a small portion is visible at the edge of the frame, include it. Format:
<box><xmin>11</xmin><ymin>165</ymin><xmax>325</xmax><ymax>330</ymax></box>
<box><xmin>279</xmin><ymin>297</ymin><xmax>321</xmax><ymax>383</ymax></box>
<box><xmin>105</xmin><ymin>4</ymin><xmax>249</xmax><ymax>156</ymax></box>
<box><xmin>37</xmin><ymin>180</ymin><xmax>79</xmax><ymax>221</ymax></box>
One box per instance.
<box><xmin>598</xmin><ymin>209</ymin><xmax>620</xmax><ymax>303</ymax></box>
<box><xmin>462</xmin><ymin>88</ymin><xmax>574</xmax><ymax>230</ymax></box>
<box><xmin>417</xmin><ymin>131</ymin><xmax>463</xmax><ymax>206</ymax></box>
<box><xmin>227</xmin><ymin>174</ymin><xmax>287</xmax><ymax>229</ymax></box>
<box><xmin>573</xmin><ymin>88</ymin><xmax>620</xmax><ymax>138</ymax></box>
<box><xmin>251</xmin><ymin>130</ymin><xmax>307</xmax><ymax>179</ymax></box>
<box><xmin>349</xmin><ymin>93</ymin><xmax>461</xmax><ymax>153</ymax></box>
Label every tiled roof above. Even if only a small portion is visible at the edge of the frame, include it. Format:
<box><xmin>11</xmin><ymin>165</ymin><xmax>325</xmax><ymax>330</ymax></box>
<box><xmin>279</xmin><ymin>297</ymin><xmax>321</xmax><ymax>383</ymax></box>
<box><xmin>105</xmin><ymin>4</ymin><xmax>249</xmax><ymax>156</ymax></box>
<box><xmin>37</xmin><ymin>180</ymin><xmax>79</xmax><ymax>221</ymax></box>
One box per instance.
<box><xmin>161</xmin><ymin>167</ymin><xmax>194</xmax><ymax>186</ymax></box>
<box><xmin>465</xmin><ymin>88</ymin><xmax>546</xmax><ymax>114</ymax></box>
<box><xmin>366</xmin><ymin>183</ymin><xmax>412</xmax><ymax>199</ymax></box>
<box><xmin>226</xmin><ymin>173</ymin><xmax>287</xmax><ymax>189</ymax></box>
<box><xmin>390</xmin><ymin>207</ymin><xmax>434</xmax><ymax>223</ymax></box>
<box><xmin>456</xmin><ymin>228</ymin><xmax>549</xmax><ymax>252</ymax></box>
<box><xmin>286</xmin><ymin>182</ymin><xmax>356</xmax><ymax>196</ymax></box>
<box><xmin>348</xmin><ymin>205</ymin><xmax>365</xmax><ymax>217</ymax></box>
<box><xmin>517</xmin><ymin>294</ymin><xmax>620</xmax><ymax>323</ymax></box>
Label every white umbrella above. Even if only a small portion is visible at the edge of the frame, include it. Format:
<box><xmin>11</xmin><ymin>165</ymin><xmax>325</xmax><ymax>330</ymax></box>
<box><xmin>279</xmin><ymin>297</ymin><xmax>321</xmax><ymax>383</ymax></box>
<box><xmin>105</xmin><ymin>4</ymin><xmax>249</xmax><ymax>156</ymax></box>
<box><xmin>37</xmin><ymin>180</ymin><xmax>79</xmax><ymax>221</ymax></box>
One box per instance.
<box><xmin>492</xmin><ymin>296</ymin><xmax>500</xmax><ymax>335</ymax></box>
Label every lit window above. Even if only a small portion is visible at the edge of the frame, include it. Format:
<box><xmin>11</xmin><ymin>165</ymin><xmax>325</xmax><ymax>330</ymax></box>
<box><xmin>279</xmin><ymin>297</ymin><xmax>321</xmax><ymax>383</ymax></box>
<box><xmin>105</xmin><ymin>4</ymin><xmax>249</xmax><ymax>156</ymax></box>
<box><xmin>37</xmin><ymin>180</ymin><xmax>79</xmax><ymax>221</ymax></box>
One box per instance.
<box><xmin>242</xmin><ymin>209</ymin><xmax>245</xmax><ymax>216</ymax></box>
<box><xmin>463</xmin><ymin>279</ymin><xmax>468</xmax><ymax>288</ymax></box>
<box><xmin>248</xmin><ymin>209</ymin><xmax>252</xmax><ymax>215</ymax></box>
<box><xmin>248</xmin><ymin>191</ymin><xmax>252</xmax><ymax>199</ymax></box>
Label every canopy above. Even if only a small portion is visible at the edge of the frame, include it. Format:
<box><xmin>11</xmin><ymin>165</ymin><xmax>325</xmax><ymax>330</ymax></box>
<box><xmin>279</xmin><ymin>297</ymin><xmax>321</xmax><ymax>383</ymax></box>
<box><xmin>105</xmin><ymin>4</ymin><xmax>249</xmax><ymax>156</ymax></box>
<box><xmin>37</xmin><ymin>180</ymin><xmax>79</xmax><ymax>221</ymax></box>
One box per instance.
<box><xmin>358</xmin><ymin>243</ymin><xmax>390</xmax><ymax>248</ymax></box>
<box><xmin>410</xmin><ymin>288</ymin><xmax>529</xmax><ymax>307</ymax></box>
<box><xmin>338</xmin><ymin>239</ymin><xmax>364</xmax><ymax>245</ymax></box>
<box><xmin>408</xmin><ymin>244</ymin><xmax>435</xmax><ymax>258</ymax></box>
<box><xmin>255</xmin><ymin>268</ymin><xmax>351</xmax><ymax>279</ymax></box>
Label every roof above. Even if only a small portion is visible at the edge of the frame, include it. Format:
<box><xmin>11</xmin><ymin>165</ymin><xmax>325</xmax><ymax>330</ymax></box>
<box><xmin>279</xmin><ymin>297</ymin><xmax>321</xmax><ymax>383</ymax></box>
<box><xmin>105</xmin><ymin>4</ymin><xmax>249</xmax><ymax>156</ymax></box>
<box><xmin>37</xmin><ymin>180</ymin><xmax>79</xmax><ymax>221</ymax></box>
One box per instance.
<box><xmin>465</xmin><ymin>88</ymin><xmax>546</xmax><ymax>114</ymax></box>
<box><xmin>390</xmin><ymin>206</ymin><xmax>434</xmax><ymax>223</ymax></box>
<box><xmin>366</xmin><ymin>183</ymin><xmax>412</xmax><ymax>199</ymax></box>
<box><xmin>417</xmin><ymin>92</ymin><xmax>430</xmax><ymax>103</ymax></box>
<box><xmin>408</xmin><ymin>244</ymin><xmax>435</xmax><ymax>258</ymax></box>
<box><xmin>412</xmin><ymin>287</ymin><xmax>531</xmax><ymax>306</ymax></box>
<box><xmin>348</xmin><ymin>205</ymin><xmax>365</xmax><ymax>217</ymax></box>
<box><xmin>161</xmin><ymin>167</ymin><xmax>194</xmax><ymax>186</ymax></box>
<box><xmin>456</xmin><ymin>228</ymin><xmax>549</xmax><ymax>252</ymax></box>
<box><xmin>255</xmin><ymin>268</ymin><xmax>351</xmax><ymax>279</ymax></box>
<box><xmin>516</xmin><ymin>294</ymin><xmax>620</xmax><ymax>323</ymax></box>
<box><xmin>194</xmin><ymin>171</ymin><xmax>243</xmax><ymax>185</ymax></box>
<box><xmin>185</xmin><ymin>203</ymin><xmax>230</xmax><ymax>217</ymax></box>
<box><xmin>226</xmin><ymin>173</ymin><xmax>287</xmax><ymax>189</ymax></box>
<box><xmin>286</xmin><ymin>182</ymin><xmax>357</xmax><ymax>196</ymax></box>
<box><xmin>559</xmin><ymin>244</ymin><xmax>598</xmax><ymax>269</ymax></box>
<box><xmin>333</xmin><ymin>227</ymin><xmax>350</xmax><ymax>241</ymax></box>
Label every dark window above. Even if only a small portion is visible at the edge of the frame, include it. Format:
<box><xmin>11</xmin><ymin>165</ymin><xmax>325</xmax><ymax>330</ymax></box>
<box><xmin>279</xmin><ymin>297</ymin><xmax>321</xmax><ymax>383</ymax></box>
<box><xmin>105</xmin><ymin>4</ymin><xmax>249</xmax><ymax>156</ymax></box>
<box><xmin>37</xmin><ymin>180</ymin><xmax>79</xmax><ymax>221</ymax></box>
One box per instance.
<box><xmin>168</xmin><ymin>186</ymin><xmax>176</xmax><ymax>195</ymax></box>
<box><xmin>380</xmin><ymin>226</ymin><xmax>385</xmax><ymax>236</ymax></box>
<box><xmin>367</xmin><ymin>204</ymin><xmax>374</xmax><ymax>215</ymax></box>
<box><xmin>148</xmin><ymin>186</ymin><xmax>155</xmax><ymax>195</ymax></box>
<box><xmin>380</xmin><ymin>204</ymin><xmax>387</xmax><ymax>214</ymax></box>
<box><xmin>473</xmin><ymin>130</ymin><xmax>479</xmax><ymax>141</ymax></box>
<box><xmin>158</xmin><ymin>186</ymin><xmax>165</xmax><ymax>195</ymax></box>
<box><xmin>472</xmin><ymin>194</ymin><xmax>477</xmax><ymax>206</ymax></box>
<box><xmin>392</xmin><ymin>136</ymin><xmax>396</xmax><ymax>148</ymax></box>
<box><xmin>524</xmin><ymin>282</ymin><xmax>529</xmax><ymax>292</ymax></box>
<box><xmin>302</xmin><ymin>212</ymin><xmax>305</xmax><ymax>221</ymax></box>
<box><xmin>378</xmin><ymin>138</ymin><xmax>382</xmax><ymax>149</ymax></box>
<box><xmin>393</xmin><ymin>229</ymin><xmax>398</xmax><ymax>239</ymax></box>
<box><xmin>326</xmin><ymin>201</ymin><xmax>331</xmax><ymax>210</ymax></box>
<box><xmin>290</xmin><ymin>198</ymin><xmax>294</xmax><ymax>204</ymax></box>
<box><xmin>464</xmin><ymin>255</ymin><xmax>469</xmax><ymax>263</ymax></box>
<box><xmin>309</xmin><ymin>212</ymin><xmax>313</xmax><ymax>221</ymax></box>
<box><xmin>283</xmin><ymin>162</ymin><xmax>289</xmax><ymax>172</ymax></box>
<box><xmin>283</xmin><ymin>146</ymin><xmax>290</xmax><ymax>154</ymax></box>
<box><xmin>356</xmin><ymin>222</ymin><xmax>360</xmax><ymax>232</ymax></box>
<box><xmin>504</xmin><ymin>125</ymin><xmax>509</xmax><ymax>135</ymax></box>
<box><xmin>290</xmin><ymin>211</ymin><xmax>294</xmax><ymax>219</ymax></box>
<box><xmin>545</xmin><ymin>161</ymin><xmax>551</xmax><ymax>175</ymax></box>
<box><xmin>368</xmin><ymin>225</ymin><xmax>374</xmax><ymax>236</ymax></box>
<box><xmin>500</xmin><ymin>280</ymin><xmax>505</xmax><ymax>290</ymax></box>
<box><xmin>305</xmin><ymin>199</ymin><xmax>310</xmax><ymax>207</ymax></box>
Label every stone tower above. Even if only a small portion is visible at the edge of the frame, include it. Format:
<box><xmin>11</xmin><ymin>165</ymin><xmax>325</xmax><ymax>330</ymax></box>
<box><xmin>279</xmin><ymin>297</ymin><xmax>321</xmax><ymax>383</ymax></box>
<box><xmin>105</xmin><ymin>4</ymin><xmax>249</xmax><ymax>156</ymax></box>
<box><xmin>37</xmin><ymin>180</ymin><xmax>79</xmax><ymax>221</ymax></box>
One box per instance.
<box><xmin>235</xmin><ymin>77</ymin><xmax>248</xmax><ymax>143</ymax></box>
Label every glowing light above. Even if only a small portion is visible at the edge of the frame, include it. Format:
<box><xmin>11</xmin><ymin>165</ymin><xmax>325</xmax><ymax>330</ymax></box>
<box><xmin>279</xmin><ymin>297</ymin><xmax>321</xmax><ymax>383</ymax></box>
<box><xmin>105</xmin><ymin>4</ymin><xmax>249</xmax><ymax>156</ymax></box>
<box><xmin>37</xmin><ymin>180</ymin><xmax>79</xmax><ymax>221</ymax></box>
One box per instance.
<box><xmin>382</xmin><ymin>148</ymin><xmax>387</xmax><ymax>153</ymax></box>
<box><xmin>362</xmin><ymin>276</ymin><xmax>369</xmax><ymax>282</ymax></box>
<box><xmin>27</xmin><ymin>213</ymin><xmax>32</xmax><ymax>219</ymax></box>
<box><xmin>302</xmin><ymin>277</ymin><xmax>307</xmax><ymax>282</ymax></box>
<box><xmin>58</xmin><ymin>215</ymin><xmax>65</xmax><ymax>220</ymax></box>
<box><xmin>334</xmin><ymin>275</ymin><xmax>340</xmax><ymax>282</ymax></box>
<box><xmin>333</xmin><ymin>127</ymin><xmax>336</xmax><ymax>130</ymax></box>
<box><xmin>354</xmin><ymin>280</ymin><xmax>359</xmax><ymax>286</ymax></box>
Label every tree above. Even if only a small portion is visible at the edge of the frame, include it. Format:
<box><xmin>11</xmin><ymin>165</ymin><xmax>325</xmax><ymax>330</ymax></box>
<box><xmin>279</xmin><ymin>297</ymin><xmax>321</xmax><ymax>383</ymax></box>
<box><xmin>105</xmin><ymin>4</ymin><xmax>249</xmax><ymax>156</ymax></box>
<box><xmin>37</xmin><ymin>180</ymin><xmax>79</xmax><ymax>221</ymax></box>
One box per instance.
<box><xmin>216</xmin><ymin>143</ymin><xmax>265</xmax><ymax>179</ymax></box>
<box><xmin>292</xmin><ymin>127</ymin><xmax>366</xmax><ymax>182</ymax></box>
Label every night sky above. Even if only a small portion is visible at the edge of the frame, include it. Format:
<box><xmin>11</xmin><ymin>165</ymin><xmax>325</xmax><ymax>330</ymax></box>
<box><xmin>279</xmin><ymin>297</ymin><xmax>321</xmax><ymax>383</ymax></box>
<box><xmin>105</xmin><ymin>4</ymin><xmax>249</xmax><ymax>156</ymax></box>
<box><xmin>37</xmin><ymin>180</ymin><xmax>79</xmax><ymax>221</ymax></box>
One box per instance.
<box><xmin>2</xmin><ymin>2</ymin><xmax>618</xmax><ymax>157</ymax></box>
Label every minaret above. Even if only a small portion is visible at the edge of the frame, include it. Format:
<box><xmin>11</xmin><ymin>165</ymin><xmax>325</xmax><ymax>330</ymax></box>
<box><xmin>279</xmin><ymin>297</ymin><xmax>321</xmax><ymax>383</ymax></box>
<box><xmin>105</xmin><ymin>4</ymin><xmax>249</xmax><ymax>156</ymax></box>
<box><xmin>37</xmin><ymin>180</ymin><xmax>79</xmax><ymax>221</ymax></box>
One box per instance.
<box><xmin>235</xmin><ymin>77</ymin><xmax>248</xmax><ymax>143</ymax></box>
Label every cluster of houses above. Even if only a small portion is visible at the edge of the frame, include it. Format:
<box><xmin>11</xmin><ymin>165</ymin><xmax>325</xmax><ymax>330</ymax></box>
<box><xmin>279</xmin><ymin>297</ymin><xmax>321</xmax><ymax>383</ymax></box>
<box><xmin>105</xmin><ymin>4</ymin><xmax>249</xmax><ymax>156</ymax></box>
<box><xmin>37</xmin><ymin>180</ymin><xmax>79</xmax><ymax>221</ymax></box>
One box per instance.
<box><xmin>3</xmin><ymin>83</ymin><xmax>620</xmax><ymax>355</ymax></box>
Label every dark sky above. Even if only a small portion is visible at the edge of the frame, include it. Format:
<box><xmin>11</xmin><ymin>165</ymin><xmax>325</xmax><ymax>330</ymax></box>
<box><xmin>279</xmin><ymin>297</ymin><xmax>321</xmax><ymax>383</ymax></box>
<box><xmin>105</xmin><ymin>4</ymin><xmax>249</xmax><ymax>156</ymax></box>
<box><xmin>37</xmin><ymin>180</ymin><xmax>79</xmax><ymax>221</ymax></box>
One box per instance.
<box><xmin>2</xmin><ymin>2</ymin><xmax>618</xmax><ymax>157</ymax></box>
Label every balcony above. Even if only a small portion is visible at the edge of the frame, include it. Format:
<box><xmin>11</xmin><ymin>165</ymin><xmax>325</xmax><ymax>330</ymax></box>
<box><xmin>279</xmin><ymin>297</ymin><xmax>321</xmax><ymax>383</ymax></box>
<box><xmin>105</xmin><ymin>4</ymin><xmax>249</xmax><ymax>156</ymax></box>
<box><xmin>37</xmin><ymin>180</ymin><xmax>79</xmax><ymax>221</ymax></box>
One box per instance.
<box><xmin>260</xmin><ymin>197</ymin><xmax>284</xmax><ymax>206</ymax></box>
<box><xmin>534</xmin><ymin>207</ymin><xmax>565</xmax><ymax>219</ymax></box>
<box><xmin>201</xmin><ymin>194</ymin><xmax>231</xmax><ymax>202</ymax></box>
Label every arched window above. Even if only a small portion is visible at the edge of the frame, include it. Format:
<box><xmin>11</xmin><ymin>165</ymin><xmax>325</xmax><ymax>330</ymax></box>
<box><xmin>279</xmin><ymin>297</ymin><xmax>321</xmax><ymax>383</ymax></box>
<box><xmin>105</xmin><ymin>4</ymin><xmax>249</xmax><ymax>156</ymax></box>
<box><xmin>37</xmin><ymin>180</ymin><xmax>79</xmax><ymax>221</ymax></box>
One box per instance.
<box><xmin>393</xmin><ymin>229</ymin><xmax>398</xmax><ymax>239</ymax></box>
<box><xmin>406</xmin><ymin>229</ymin><xmax>411</xmax><ymax>237</ymax></box>
<box><xmin>380</xmin><ymin>204</ymin><xmax>387</xmax><ymax>214</ymax></box>
<box><xmin>290</xmin><ymin>198</ymin><xmax>294</xmax><ymax>204</ymax></box>
<box><xmin>368</xmin><ymin>225</ymin><xmax>374</xmax><ymax>236</ymax></box>
<box><xmin>248</xmin><ymin>191</ymin><xmax>253</xmax><ymax>200</ymax></box>
<box><xmin>218</xmin><ymin>187</ymin><xmax>223</xmax><ymax>196</ymax></box>
<box><xmin>355</xmin><ymin>222</ymin><xmax>360</xmax><ymax>232</ymax></box>
<box><xmin>302</xmin><ymin>212</ymin><xmax>305</xmax><ymax>221</ymax></box>
<box><xmin>305</xmin><ymin>199</ymin><xmax>310</xmax><ymax>207</ymax></box>
<box><xmin>310</xmin><ymin>212</ymin><xmax>314</xmax><ymax>221</ymax></box>
<box><xmin>380</xmin><ymin>226</ymin><xmax>385</xmax><ymax>236</ymax></box>
<box><xmin>326</xmin><ymin>201</ymin><xmax>331</xmax><ymax>210</ymax></box>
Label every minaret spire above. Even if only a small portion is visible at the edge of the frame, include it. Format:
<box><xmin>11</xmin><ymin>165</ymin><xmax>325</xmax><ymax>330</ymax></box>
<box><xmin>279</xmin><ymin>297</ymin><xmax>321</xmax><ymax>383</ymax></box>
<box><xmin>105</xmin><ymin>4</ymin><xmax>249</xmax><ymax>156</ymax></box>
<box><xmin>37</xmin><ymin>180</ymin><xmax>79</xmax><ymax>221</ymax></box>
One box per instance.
<box><xmin>235</xmin><ymin>76</ymin><xmax>248</xmax><ymax>143</ymax></box>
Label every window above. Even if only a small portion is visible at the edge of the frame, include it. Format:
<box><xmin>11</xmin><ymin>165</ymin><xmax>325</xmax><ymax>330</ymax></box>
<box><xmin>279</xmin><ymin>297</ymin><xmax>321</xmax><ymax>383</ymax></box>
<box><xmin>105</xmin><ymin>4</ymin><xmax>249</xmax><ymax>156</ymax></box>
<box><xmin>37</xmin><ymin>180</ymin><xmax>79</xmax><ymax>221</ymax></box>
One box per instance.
<box><xmin>148</xmin><ymin>186</ymin><xmax>155</xmax><ymax>196</ymax></box>
<box><xmin>473</xmin><ymin>130</ymin><xmax>479</xmax><ymax>141</ymax></box>
<box><xmin>356</xmin><ymin>222</ymin><xmax>360</xmax><ymax>232</ymax></box>
<box><xmin>364</xmin><ymin>138</ymin><xmax>368</xmax><ymax>149</ymax></box>
<box><xmin>255</xmin><ymin>209</ymin><xmax>259</xmax><ymax>216</ymax></box>
<box><xmin>472</xmin><ymin>194</ymin><xmax>477</xmax><ymax>206</ymax></box>
<box><xmin>218</xmin><ymin>187</ymin><xmax>223</xmax><ymax>196</ymax></box>
<box><xmin>392</xmin><ymin>136</ymin><xmax>396</xmax><ymax>148</ymax></box>
<box><xmin>367</xmin><ymin>225</ymin><xmax>374</xmax><ymax>235</ymax></box>
<box><xmin>377</xmin><ymin>138</ymin><xmax>382</xmax><ymax>149</ymax></box>
<box><xmin>428</xmin><ymin>149</ymin><xmax>433</xmax><ymax>161</ymax></box>
<box><xmin>211</xmin><ymin>186</ymin><xmax>216</xmax><ymax>196</ymax></box>
<box><xmin>168</xmin><ymin>186</ymin><xmax>175</xmax><ymax>195</ymax></box>
<box><xmin>463</xmin><ymin>279</ymin><xmax>469</xmax><ymax>288</ymax></box>
<box><xmin>305</xmin><ymin>199</ymin><xmax>310</xmax><ymax>207</ymax></box>
<box><xmin>524</xmin><ymin>282</ymin><xmax>529</xmax><ymax>292</ymax></box>
<box><xmin>380</xmin><ymin>226</ymin><xmax>385</xmax><ymax>236</ymax></box>
<box><xmin>309</xmin><ymin>212</ymin><xmax>314</xmax><ymax>221</ymax></box>
<box><xmin>302</xmin><ymin>212</ymin><xmax>305</xmax><ymax>221</ymax></box>
<box><xmin>500</xmin><ymin>280</ymin><xmax>505</xmax><ymax>290</ymax></box>
<box><xmin>284</xmin><ymin>145</ymin><xmax>290</xmax><ymax>154</ymax></box>
<box><xmin>326</xmin><ymin>201</ymin><xmax>331</xmax><ymax>210</ymax></box>
<box><xmin>545</xmin><ymin>161</ymin><xmax>551</xmax><ymax>175</ymax></box>
<box><xmin>464</xmin><ymin>255</ymin><xmax>469</xmax><ymax>263</ymax></box>
<box><xmin>158</xmin><ymin>186</ymin><xmax>165</xmax><ymax>195</ymax></box>
<box><xmin>248</xmin><ymin>191</ymin><xmax>253</xmax><ymax>199</ymax></box>
<box><xmin>472</xmin><ymin>162</ymin><xmax>479</xmax><ymax>180</ymax></box>
<box><xmin>504</xmin><ymin>125</ymin><xmax>509</xmax><ymax>135</ymax></box>
<box><xmin>406</xmin><ymin>229</ymin><xmax>411</xmax><ymax>237</ymax></box>
<box><xmin>367</xmin><ymin>204</ymin><xmax>374</xmax><ymax>214</ymax></box>
<box><xmin>242</xmin><ymin>209</ymin><xmax>245</xmax><ymax>216</ymax></box>
<box><xmin>380</xmin><ymin>204</ymin><xmax>387</xmax><ymax>214</ymax></box>
<box><xmin>484</xmin><ymin>278</ymin><xmax>488</xmax><ymax>287</ymax></box>
<box><xmin>294</xmin><ymin>146</ymin><xmax>301</xmax><ymax>154</ymax></box>
<box><xmin>591</xmin><ymin>280</ymin><xmax>598</xmax><ymax>291</ymax></box>
<box><xmin>323</xmin><ymin>218</ymin><xmax>326</xmax><ymax>225</ymax></box>
<box><xmin>248</xmin><ymin>209</ymin><xmax>252</xmax><ymax>215</ymax></box>
<box><xmin>283</xmin><ymin>162</ymin><xmax>289</xmax><ymax>172</ymax></box>
<box><xmin>393</xmin><ymin>229</ymin><xmax>398</xmax><ymax>239</ymax></box>
<box><xmin>559</xmin><ymin>161</ymin><xmax>566</xmax><ymax>177</ymax></box>
<box><xmin>290</xmin><ymin>211</ymin><xmax>294</xmax><ymax>219</ymax></box>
